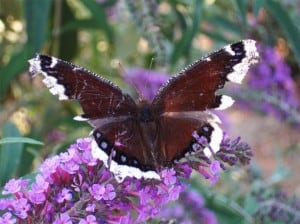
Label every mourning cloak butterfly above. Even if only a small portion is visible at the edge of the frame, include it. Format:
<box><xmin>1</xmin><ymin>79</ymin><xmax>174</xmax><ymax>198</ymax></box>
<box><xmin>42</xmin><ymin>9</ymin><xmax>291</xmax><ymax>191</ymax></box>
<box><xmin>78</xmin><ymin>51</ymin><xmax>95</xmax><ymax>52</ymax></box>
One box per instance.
<box><xmin>29</xmin><ymin>39</ymin><xmax>259</xmax><ymax>182</ymax></box>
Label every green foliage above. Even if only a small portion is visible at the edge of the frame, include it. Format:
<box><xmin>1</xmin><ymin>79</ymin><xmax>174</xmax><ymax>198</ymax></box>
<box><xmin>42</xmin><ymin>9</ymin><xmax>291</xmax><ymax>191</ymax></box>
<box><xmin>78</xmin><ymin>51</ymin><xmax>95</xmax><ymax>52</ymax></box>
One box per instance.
<box><xmin>264</xmin><ymin>0</ymin><xmax>300</xmax><ymax>65</ymax></box>
<box><xmin>0</xmin><ymin>0</ymin><xmax>52</xmax><ymax>98</ymax></box>
<box><xmin>0</xmin><ymin>137</ymin><xmax>44</xmax><ymax>145</ymax></box>
<box><xmin>0</xmin><ymin>122</ymin><xmax>23</xmax><ymax>185</ymax></box>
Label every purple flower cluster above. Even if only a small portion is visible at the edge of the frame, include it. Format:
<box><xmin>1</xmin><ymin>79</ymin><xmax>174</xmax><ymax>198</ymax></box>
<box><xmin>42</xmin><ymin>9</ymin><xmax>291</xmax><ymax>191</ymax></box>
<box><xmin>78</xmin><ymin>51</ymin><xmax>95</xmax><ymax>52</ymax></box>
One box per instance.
<box><xmin>253</xmin><ymin>189</ymin><xmax>300</xmax><ymax>224</ymax></box>
<box><xmin>216</xmin><ymin>135</ymin><xmax>253</xmax><ymax>167</ymax></box>
<box><xmin>158</xmin><ymin>190</ymin><xmax>218</xmax><ymax>224</ymax></box>
<box><xmin>124</xmin><ymin>67</ymin><xmax>169</xmax><ymax>101</ymax></box>
<box><xmin>0</xmin><ymin>138</ymin><xmax>182</xmax><ymax>223</ymax></box>
<box><xmin>235</xmin><ymin>45</ymin><xmax>300</xmax><ymax>126</ymax></box>
<box><xmin>0</xmin><ymin>133</ymin><xmax>252</xmax><ymax>223</ymax></box>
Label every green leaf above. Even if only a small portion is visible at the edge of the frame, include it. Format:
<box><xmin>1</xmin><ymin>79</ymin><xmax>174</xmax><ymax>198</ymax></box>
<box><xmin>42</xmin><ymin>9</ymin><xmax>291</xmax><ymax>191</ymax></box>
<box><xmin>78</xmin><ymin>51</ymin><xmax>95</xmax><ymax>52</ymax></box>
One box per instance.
<box><xmin>0</xmin><ymin>137</ymin><xmax>44</xmax><ymax>146</ymax></box>
<box><xmin>56</xmin><ymin>0</ymin><xmax>79</xmax><ymax>60</ymax></box>
<box><xmin>80</xmin><ymin>0</ymin><xmax>114</xmax><ymax>43</ymax></box>
<box><xmin>171</xmin><ymin>2</ymin><xmax>187</xmax><ymax>30</ymax></box>
<box><xmin>204</xmin><ymin>190</ymin><xmax>253</xmax><ymax>224</ymax></box>
<box><xmin>0</xmin><ymin>122</ymin><xmax>24</xmax><ymax>185</ymax></box>
<box><xmin>234</xmin><ymin>0</ymin><xmax>247</xmax><ymax>25</ymax></box>
<box><xmin>264</xmin><ymin>0</ymin><xmax>300</xmax><ymax>65</ymax></box>
<box><xmin>25</xmin><ymin>0</ymin><xmax>52</xmax><ymax>53</ymax></box>
<box><xmin>201</xmin><ymin>30</ymin><xmax>229</xmax><ymax>44</ymax></box>
<box><xmin>206</xmin><ymin>15</ymin><xmax>241</xmax><ymax>36</ymax></box>
<box><xmin>0</xmin><ymin>49</ymin><xmax>30</xmax><ymax>99</ymax></box>
<box><xmin>0</xmin><ymin>0</ymin><xmax>51</xmax><ymax>99</ymax></box>
<box><xmin>253</xmin><ymin>0</ymin><xmax>264</xmax><ymax>17</ymax></box>
<box><xmin>171</xmin><ymin>1</ymin><xmax>203</xmax><ymax>64</ymax></box>
<box><xmin>243</xmin><ymin>190</ymin><xmax>258</xmax><ymax>215</ymax></box>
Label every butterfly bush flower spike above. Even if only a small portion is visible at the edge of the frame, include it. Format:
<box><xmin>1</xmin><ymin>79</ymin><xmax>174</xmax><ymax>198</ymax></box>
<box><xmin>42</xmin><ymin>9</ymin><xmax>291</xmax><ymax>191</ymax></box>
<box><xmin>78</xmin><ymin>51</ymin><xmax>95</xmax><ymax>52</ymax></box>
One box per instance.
<box><xmin>236</xmin><ymin>45</ymin><xmax>300</xmax><ymax>126</ymax></box>
<box><xmin>158</xmin><ymin>190</ymin><xmax>218</xmax><ymax>224</ymax></box>
<box><xmin>253</xmin><ymin>189</ymin><xmax>300</xmax><ymax>223</ymax></box>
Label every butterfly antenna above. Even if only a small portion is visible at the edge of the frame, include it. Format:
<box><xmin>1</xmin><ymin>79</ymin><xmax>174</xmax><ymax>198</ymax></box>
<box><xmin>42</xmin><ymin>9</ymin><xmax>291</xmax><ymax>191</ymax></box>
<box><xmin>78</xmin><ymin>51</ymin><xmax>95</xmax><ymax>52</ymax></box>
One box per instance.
<box><xmin>149</xmin><ymin>57</ymin><xmax>155</xmax><ymax>70</ymax></box>
<box><xmin>117</xmin><ymin>62</ymin><xmax>144</xmax><ymax>102</ymax></box>
<box><xmin>145</xmin><ymin>57</ymin><xmax>156</xmax><ymax>92</ymax></box>
<box><xmin>137</xmin><ymin>57</ymin><xmax>155</xmax><ymax>103</ymax></box>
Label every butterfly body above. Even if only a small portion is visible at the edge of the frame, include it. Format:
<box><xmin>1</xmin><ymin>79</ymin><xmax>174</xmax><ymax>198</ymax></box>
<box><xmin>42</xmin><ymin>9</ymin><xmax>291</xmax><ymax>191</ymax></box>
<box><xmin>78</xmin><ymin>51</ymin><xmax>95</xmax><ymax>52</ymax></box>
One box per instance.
<box><xmin>29</xmin><ymin>39</ymin><xmax>259</xmax><ymax>182</ymax></box>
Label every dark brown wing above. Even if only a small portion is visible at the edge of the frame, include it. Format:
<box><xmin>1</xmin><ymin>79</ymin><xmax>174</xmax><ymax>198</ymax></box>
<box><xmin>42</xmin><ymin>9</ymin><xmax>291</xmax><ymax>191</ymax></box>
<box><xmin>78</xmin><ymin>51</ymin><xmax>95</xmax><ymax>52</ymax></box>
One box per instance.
<box><xmin>152</xmin><ymin>40</ymin><xmax>259</xmax><ymax>113</ymax></box>
<box><xmin>29</xmin><ymin>54</ymin><xmax>137</xmax><ymax>121</ymax></box>
<box><xmin>91</xmin><ymin>118</ymin><xmax>160</xmax><ymax>182</ymax></box>
<box><xmin>156</xmin><ymin>112</ymin><xmax>222</xmax><ymax>165</ymax></box>
<box><xmin>152</xmin><ymin>40</ymin><xmax>258</xmax><ymax>164</ymax></box>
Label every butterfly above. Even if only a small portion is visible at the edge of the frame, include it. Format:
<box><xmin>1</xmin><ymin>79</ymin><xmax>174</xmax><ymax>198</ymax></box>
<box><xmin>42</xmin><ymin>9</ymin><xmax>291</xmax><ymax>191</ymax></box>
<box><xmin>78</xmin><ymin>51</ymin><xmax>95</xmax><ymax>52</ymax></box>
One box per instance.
<box><xmin>29</xmin><ymin>39</ymin><xmax>259</xmax><ymax>182</ymax></box>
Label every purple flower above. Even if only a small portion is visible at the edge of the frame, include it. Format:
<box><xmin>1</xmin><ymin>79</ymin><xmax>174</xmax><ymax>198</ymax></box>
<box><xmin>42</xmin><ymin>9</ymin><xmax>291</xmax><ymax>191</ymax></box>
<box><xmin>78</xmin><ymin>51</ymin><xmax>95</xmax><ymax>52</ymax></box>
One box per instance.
<box><xmin>209</xmin><ymin>161</ymin><xmax>221</xmax><ymax>185</ymax></box>
<box><xmin>13</xmin><ymin>198</ymin><xmax>30</xmax><ymax>219</ymax></box>
<box><xmin>28</xmin><ymin>191</ymin><xmax>46</xmax><ymax>204</ymax></box>
<box><xmin>2</xmin><ymin>178</ymin><xmax>28</xmax><ymax>195</ymax></box>
<box><xmin>81</xmin><ymin>150</ymin><xmax>97</xmax><ymax>166</ymax></box>
<box><xmin>39</xmin><ymin>155</ymin><xmax>60</xmax><ymax>181</ymax></box>
<box><xmin>0</xmin><ymin>198</ymin><xmax>15</xmax><ymax>210</ymax></box>
<box><xmin>167</xmin><ymin>185</ymin><xmax>183</xmax><ymax>201</ymax></box>
<box><xmin>216</xmin><ymin>134</ymin><xmax>253</xmax><ymax>166</ymax></box>
<box><xmin>138</xmin><ymin>186</ymin><xmax>157</xmax><ymax>205</ymax></box>
<box><xmin>103</xmin><ymin>184</ymin><xmax>116</xmax><ymax>200</ymax></box>
<box><xmin>161</xmin><ymin>168</ymin><xmax>177</xmax><ymax>186</ymax></box>
<box><xmin>193</xmin><ymin>130</ymin><xmax>208</xmax><ymax>145</ymax></box>
<box><xmin>89</xmin><ymin>184</ymin><xmax>105</xmax><ymax>201</ymax></box>
<box><xmin>32</xmin><ymin>174</ymin><xmax>49</xmax><ymax>192</ymax></box>
<box><xmin>119</xmin><ymin>213</ymin><xmax>133</xmax><ymax>224</ymax></box>
<box><xmin>201</xmin><ymin>209</ymin><xmax>218</xmax><ymax>224</ymax></box>
<box><xmin>57</xmin><ymin>188</ymin><xmax>72</xmax><ymax>203</ymax></box>
<box><xmin>175</xmin><ymin>162</ymin><xmax>193</xmax><ymax>178</ymax></box>
<box><xmin>53</xmin><ymin>213</ymin><xmax>72</xmax><ymax>224</ymax></box>
<box><xmin>85</xmin><ymin>203</ymin><xmax>96</xmax><ymax>212</ymax></box>
<box><xmin>61</xmin><ymin>160</ymin><xmax>80</xmax><ymax>174</ymax></box>
<box><xmin>158</xmin><ymin>189</ymin><xmax>218</xmax><ymax>223</ymax></box>
<box><xmin>0</xmin><ymin>212</ymin><xmax>16</xmax><ymax>224</ymax></box>
<box><xmin>124</xmin><ymin>67</ymin><xmax>169</xmax><ymax>101</ymax></box>
<box><xmin>79</xmin><ymin>215</ymin><xmax>98</xmax><ymax>224</ymax></box>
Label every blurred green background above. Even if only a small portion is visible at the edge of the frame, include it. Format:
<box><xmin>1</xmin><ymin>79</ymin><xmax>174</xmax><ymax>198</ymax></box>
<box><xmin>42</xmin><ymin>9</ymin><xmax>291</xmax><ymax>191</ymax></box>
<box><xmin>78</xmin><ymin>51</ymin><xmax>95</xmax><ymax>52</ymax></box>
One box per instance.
<box><xmin>0</xmin><ymin>0</ymin><xmax>300</xmax><ymax>223</ymax></box>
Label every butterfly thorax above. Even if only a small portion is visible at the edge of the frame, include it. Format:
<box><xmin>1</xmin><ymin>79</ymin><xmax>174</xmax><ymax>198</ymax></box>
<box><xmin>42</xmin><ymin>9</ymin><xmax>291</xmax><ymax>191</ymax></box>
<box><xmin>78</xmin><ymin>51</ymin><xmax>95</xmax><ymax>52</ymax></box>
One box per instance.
<box><xmin>136</xmin><ymin>101</ymin><xmax>162</xmax><ymax>168</ymax></box>
<box><xmin>138</xmin><ymin>102</ymin><xmax>154</xmax><ymax>122</ymax></box>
